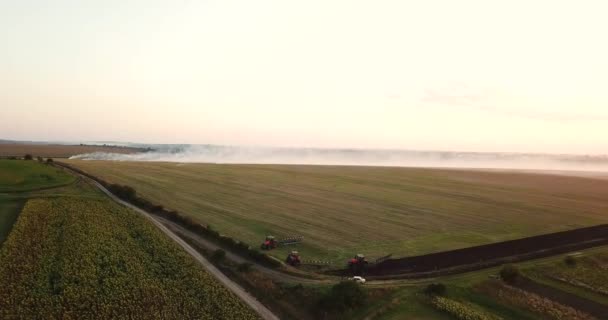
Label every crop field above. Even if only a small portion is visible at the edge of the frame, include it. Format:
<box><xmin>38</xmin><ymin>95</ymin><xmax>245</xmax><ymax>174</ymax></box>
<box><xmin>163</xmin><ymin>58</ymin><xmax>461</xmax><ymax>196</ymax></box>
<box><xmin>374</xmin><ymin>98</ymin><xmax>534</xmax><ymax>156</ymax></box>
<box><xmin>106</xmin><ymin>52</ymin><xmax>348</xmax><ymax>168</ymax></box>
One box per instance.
<box><xmin>0</xmin><ymin>197</ymin><xmax>22</xmax><ymax>245</ymax></box>
<box><xmin>0</xmin><ymin>160</ymin><xmax>258</xmax><ymax>319</ymax></box>
<box><xmin>524</xmin><ymin>248</ymin><xmax>608</xmax><ymax>306</ymax></box>
<box><xmin>0</xmin><ymin>143</ymin><xmax>144</xmax><ymax>158</ymax></box>
<box><xmin>64</xmin><ymin>160</ymin><xmax>608</xmax><ymax>262</ymax></box>
<box><xmin>0</xmin><ymin>159</ymin><xmax>75</xmax><ymax>192</ymax></box>
<box><xmin>369</xmin><ymin>245</ymin><xmax>608</xmax><ymax>320</ymax></box>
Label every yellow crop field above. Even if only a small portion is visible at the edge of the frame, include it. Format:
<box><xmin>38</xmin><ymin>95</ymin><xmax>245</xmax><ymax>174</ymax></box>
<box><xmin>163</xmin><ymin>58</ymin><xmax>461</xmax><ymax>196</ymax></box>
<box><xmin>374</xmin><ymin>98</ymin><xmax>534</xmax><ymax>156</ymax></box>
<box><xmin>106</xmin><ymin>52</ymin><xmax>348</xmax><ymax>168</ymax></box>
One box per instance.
<box><xmin>0</xmin><ymin>197</ymin><xmax>258</xmax><ymax>319</ymax></box>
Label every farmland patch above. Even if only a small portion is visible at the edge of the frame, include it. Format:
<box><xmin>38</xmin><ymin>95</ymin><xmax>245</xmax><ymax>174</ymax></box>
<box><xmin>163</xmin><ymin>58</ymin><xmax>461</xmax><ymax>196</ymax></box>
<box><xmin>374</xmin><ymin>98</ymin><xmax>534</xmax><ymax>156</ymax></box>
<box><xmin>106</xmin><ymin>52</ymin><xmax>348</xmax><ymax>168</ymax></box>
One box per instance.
<box><xmin>64</xmin><ymin>160</ymin><xmax>608</xmax><ymax>262</ymax></box>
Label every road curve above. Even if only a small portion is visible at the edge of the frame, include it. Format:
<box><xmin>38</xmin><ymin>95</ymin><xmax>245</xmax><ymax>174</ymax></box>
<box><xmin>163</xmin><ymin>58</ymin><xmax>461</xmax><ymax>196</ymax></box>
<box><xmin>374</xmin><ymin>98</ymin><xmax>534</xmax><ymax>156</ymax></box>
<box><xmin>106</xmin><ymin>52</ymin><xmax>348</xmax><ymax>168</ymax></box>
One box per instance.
<box><xmin>74</xmin><ymin>171</ymin><xmax>280</xmax><ymax>320</ymax></box>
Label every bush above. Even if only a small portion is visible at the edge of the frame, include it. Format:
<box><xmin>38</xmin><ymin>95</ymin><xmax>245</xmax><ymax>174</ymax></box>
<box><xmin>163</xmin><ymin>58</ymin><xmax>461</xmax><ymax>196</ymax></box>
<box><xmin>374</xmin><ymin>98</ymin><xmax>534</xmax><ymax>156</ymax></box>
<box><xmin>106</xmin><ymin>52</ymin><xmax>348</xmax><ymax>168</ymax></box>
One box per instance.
<box><xmin>424</xmin><ymin>283</ymin><xmax>446</xmax><ymax>296</ymax></box>
<box><xmin>500</xmin><ymin>264</ymin><xmax>520</xmax><ymax>284</ymax></box>
<box><xmin>108</xmin><ymin>184</ymin><xmax>136</xmax><ymax>201</ymax></box>
<box><xmin>564</xmin><ymin>255</ymin><xmax>577</xmax><ymax>267</ymax></box>
<box><xmin>211</xmin><ymin>249</ymin><xmax>226</xmax><ymax>262</ymax></box>
<box><xmin>46</xmin><ymin>158</ymin><xmax>54</xmax><ymax>164</ymax></box>
<box><xmin>431</xmin><ymin>296</ymin><xmax>500</xmax><ymax>320</ymax></box>
<box><xmin>24</xmin><ymin>154</ymin><xmax>33</xmax><ymax>160</ymax></box>
<box><xmin>237</xmin><ymin>262</ymin><xmax>253</xmax><ymax>272</ymax></box>
<box><xmin>235</xmin><ymin>242</ymin><xmax>250</xmax><ymax>254</ymax></box>
<box><xmin>317</xmin><ymin>281</ymin><xmax>367</xmax><ymax>314</ymax></box>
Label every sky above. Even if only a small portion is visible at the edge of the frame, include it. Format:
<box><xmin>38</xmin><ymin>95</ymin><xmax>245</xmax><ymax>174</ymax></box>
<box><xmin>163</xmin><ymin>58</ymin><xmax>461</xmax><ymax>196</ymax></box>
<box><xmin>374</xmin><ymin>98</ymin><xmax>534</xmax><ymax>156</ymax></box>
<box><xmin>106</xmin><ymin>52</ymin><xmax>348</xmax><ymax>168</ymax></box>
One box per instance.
<box><xmin>1</xmin><ymin>0</ymin><xmax>607</xmax><ymax>154</ymax></box>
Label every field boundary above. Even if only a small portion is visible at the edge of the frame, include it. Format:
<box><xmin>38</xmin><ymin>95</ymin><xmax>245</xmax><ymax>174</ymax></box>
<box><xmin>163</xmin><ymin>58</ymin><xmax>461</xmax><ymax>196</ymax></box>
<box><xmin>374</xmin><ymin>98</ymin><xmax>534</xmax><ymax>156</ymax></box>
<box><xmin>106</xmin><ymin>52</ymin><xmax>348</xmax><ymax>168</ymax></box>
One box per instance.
<box><xmin>359</xmin><ymin>239</ymin><xmax>608</xmax><ymax>280</ymax></box>
<box><xmin>361</xmin><ymin>226</ymin><xmax>608</xmax><ymax>278</ymax></box>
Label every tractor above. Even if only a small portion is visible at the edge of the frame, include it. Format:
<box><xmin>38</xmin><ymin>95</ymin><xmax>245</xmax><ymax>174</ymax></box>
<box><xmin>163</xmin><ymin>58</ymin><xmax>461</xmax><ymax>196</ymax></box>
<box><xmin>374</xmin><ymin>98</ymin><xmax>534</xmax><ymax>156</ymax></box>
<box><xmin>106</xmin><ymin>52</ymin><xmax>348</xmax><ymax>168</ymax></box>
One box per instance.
<box><xmin>285</xmin><ymin>251</ymin><xmax>301</xmax><ymax>266</ymax></box>
<box><xmin>260</xmin><ymin>235</ymin><xmax>277</xmax><ymax>250</ymax></box>
<box><xmin>348</xmin><ymin>254</ymin><xmax>368</xmax><ymax>275</ymax></box>
<box><xmin>260</xmin><ymin>235</ymin><xmax>303</xmax><ymax>250</ymax></box>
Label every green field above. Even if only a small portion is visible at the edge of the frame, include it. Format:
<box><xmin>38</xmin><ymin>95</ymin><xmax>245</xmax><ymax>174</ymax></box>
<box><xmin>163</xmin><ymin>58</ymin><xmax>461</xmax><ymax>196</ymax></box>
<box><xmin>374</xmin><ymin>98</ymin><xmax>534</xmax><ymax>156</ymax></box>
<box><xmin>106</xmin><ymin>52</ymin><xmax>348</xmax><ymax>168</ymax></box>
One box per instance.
<box><xmin>0</xmin><ymin>160</ymin><xmax>258</xmax><ymax>319</ymax></box>
<box><xmin>524</xmin><ymin>248</ymin><xmax>608</xmax><ymax>306</ymax></box>
<box><xmin>0</xmin><ymin>159</ymin><xmax>75</xmax><ymax>192</ymax></box>
<box><xmin>0</xmin><ymin>197</ymin><xmax>23</xmax><ymax>245</ymax></box>
<box><xmin>362</xmin><ymin>245</ymin><xmax>608</xmax><ymax>319</ymax></box>
<box><xmin>0</xmin><ymin>159</ymin><xmax>77</xmax><ymax>245</ymax></box>
<box><xmin>64</xmin><ymin>160</ymin><xmax>608</xmax><ymax>262</ymax></box>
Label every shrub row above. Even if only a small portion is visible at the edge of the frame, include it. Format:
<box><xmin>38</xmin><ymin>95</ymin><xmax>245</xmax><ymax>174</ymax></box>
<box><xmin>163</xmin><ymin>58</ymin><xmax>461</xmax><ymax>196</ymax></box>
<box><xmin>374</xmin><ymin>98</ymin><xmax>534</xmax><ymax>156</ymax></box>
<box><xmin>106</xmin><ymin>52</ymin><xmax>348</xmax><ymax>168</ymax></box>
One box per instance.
<box><xmin>430</xmin><ymin>296</ymin><xmax>502</xmax><ymax>320</ymax></box>
<box><xmin>56</xmin><ymin>162</ymin><xmax>281</xmax><ymax>269</ymax></box>
<box><xmin>477</xmin><ymin>281</ymin><xmax>594</xmax><ymax>320</ymax></box>
<box><xmin>1</xmin><ymin>156</ymin><xmax>54</xmax><ymax>163</ymax></box>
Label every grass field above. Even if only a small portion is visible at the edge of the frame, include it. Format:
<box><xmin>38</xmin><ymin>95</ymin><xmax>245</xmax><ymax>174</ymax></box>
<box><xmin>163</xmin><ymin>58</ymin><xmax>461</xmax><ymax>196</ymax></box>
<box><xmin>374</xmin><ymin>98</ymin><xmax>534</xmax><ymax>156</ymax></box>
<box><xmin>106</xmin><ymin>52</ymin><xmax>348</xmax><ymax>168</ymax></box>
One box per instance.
<box><xmin>0</xmin><ymin>160</ymin><xmax>258</xmax><ymax>319</ymax></box>
<box><xmin>0</xmin><ymin>159</ymin><xmax>75</xmax><ymax>192</ymax></box>
<box><xmin>64</xmin><ymin>160</ymin><xmax>608</xmax><ymax>263</ymax></box>
<box><xmin>0</xmin><ymin>197</ymin><xmax>23</xmax><ymax>245</ymax></box>
<box><xmin>525</xmin><ymin>249</ymin><xmax>608</xmax><ymax>306</ymax></box>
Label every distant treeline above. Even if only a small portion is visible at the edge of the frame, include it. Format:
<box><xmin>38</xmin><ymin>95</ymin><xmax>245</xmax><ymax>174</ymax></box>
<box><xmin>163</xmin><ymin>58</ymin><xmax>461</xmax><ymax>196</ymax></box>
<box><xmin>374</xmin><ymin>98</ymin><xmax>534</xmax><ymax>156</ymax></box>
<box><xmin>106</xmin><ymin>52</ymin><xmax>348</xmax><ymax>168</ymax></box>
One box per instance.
<box><xmin>77</xmin><ymin>143</ymin><xmax>154</xmax><ymax>152</ymax></box>
<box><xmin>56</xmin><ymin>161</ymin><xmax>282</xmax><ymax>269</ymax></box>
<box><xmin>0</xmin><ymin>143</ymin><xmax>151</xmax><ymax>158</ymax></box>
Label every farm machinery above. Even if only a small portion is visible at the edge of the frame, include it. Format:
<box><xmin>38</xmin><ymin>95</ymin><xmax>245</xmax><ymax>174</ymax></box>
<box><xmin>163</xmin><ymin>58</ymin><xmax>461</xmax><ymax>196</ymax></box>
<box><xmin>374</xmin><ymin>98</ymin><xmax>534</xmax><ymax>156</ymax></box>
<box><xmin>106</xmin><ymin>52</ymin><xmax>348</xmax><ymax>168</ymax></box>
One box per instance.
<box><xmin>348</xmin><ymin>254</ymin><xmax>368</xmax><ymax>275</ymax></box>
<box><xmin>285</xmin><ymin>251</ymin><xmax>302</xmax><ymax>266</ymax></box>
<box><xmin>260</xmin><ymin>235</ymin><xmax>303</xmax><ymax>250</ymax></box>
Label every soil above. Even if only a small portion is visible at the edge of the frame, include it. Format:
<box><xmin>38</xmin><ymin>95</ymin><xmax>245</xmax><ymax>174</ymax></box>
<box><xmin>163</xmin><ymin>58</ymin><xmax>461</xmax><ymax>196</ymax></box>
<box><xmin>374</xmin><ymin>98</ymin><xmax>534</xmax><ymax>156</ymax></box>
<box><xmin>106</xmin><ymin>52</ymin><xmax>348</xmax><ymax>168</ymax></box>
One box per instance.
<box><xmin>365</xmin><ymin>224</ymin><xmax>608</xmax><ymax>277</ymax></box>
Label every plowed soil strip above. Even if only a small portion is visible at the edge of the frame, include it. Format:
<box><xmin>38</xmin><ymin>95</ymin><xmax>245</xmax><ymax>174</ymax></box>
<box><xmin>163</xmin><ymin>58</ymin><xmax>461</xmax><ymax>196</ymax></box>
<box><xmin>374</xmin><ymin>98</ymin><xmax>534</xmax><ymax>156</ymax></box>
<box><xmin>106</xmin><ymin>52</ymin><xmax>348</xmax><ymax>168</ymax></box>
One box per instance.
<box><xmin>366</xmin><ymin>224</ymin><xmax>608</xmax><ymax>277</ymax></box>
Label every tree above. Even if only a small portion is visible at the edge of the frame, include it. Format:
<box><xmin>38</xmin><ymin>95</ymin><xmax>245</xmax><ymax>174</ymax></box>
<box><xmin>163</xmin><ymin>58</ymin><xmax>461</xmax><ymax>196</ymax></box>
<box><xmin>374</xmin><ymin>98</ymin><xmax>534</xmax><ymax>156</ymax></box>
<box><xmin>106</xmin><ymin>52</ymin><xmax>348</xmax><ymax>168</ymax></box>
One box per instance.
<box><xmin>564</xmin><ymin>255</ymin><xmax>577</xmax><ymax>267</ymax></box>
<box><xmin>424</xmin><ymin>283</ymin><xmax>446</xmax><ymax>296</ymax></box>
<box><xmin>237</xmin><ymin>262</ymin><xmax>253</xmax><ymax>272</ymax></box>
<box><xmin>46</xmin><ymin>158</ymin><xmax>54</xmax><ymax>164</ymax></box>
<box><xmin>211</xmin><ymin>249</ymin><xmax>226</xmax><ymax>262</ymax></box>
<box><xmin>108</xmin><ymin>184</ymin><xmax>136</xmax><ymax>200</ymax></box>
<box><xmin>318</xmin><ymin>281</ymin><xmax>367</xmax><ymax>314</ymax></box>
<box><xmin>24</xmin><ymin>154</ymin><xmax>33</xmax><ymax>160</ymax></box>
<box><xmin>500</xmin><ymin>264</ymin><xmax>520</xmax><ymax>284</ymax></box>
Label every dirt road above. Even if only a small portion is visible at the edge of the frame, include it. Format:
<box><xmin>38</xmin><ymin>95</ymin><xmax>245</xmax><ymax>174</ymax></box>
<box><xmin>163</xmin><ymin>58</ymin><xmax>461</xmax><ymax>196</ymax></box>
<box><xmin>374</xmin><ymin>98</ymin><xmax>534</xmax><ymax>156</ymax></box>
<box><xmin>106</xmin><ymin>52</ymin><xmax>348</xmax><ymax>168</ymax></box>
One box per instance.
<box><xmin>83</xmin><ymin>176</ymin><xmax>280</xmax><ymax>320</ymax></box>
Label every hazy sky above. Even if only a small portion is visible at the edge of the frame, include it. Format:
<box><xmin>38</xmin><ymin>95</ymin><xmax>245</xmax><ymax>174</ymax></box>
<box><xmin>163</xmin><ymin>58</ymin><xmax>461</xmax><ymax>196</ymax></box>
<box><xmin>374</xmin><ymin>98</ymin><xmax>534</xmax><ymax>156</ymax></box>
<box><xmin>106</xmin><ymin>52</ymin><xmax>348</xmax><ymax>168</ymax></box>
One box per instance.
<box><xmin>1</xmin><ymin>0</ymin><xmax>607</xmax><ymax>154</ymax></box>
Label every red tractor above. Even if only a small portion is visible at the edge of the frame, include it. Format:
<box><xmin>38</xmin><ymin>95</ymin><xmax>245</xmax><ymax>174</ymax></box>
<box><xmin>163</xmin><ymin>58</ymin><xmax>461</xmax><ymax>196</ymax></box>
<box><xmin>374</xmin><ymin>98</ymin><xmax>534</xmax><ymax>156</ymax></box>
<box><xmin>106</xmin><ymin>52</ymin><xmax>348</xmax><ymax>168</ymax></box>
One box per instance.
<box><xmin>260</xmin><ymin>235</ymin><xmax>277</xmax><ymax>250</ymax></box>
<box><xmin>348</xmin><ymin>254</ymin><xmax>368</xmax><ymax>275</ymax></box>
<box><xmin>285</xmin><ymin>251</ymin><xmax>301</xmax><ymax>266</ymax></box>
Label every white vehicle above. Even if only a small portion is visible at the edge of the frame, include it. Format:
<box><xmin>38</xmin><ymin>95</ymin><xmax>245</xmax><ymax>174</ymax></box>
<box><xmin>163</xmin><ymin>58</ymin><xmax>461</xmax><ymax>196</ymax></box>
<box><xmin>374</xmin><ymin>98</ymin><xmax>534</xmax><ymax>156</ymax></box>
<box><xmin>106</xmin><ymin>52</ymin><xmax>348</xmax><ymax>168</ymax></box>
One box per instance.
<box><xmin>351</xmin><ymin>276</ymin><xmax>366</xmax><ymax>283</ymax></box>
